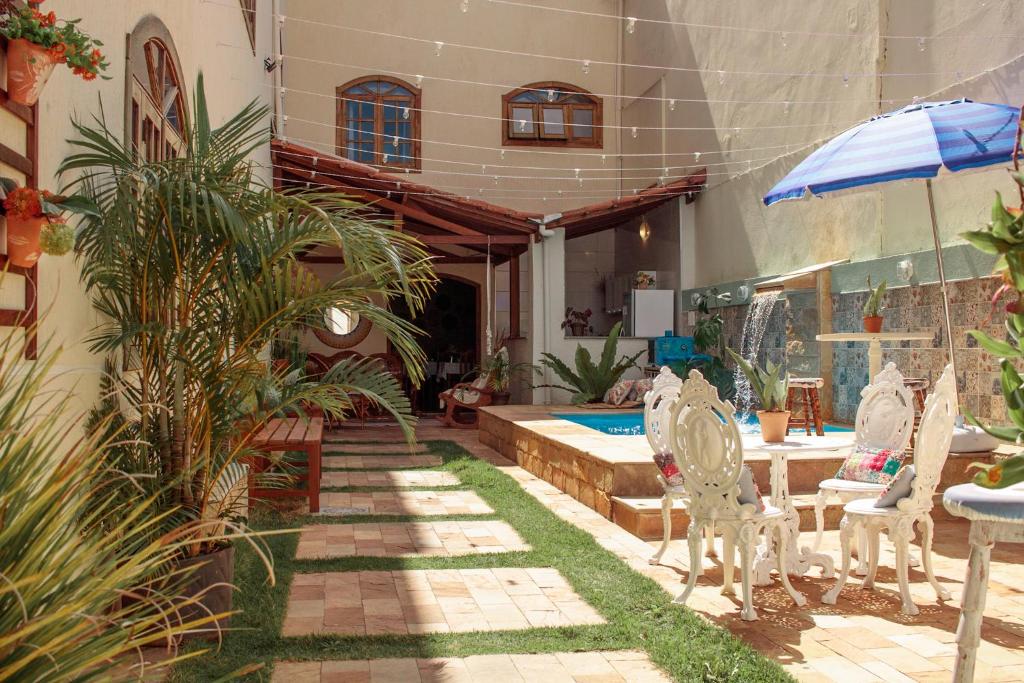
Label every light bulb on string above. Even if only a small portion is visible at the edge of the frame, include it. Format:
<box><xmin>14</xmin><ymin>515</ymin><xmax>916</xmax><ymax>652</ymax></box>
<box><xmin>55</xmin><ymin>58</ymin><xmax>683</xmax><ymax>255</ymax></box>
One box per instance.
<box><xmin>663</xmin><ymin>167</ymin><xmax>670</xmax><ymax>178</ymax></box>
<box><xmin>600</xmin><ymin>155</ymin><xmax>606</xmax><ymax>165</ymax></box>
<box><xmin>460</xmin><ymin>0</ymin><xmax>470</xmax><ymax>12</ymax></box>
<box><xmin>402</xmin><ymin>106</ymin><xmax>410</xmax><ymax>120</ymax></box>
<box><xmin>414</xmin><ymin>74</ymin><xmax>423</xmax><ymax>87</ymax></box>
<box><xmin>694</xmin><ymin>152</ymin><xmax>701</xmax><ymax>162</ymax></box>
<box><xmin>842</xmin><ymin>73</ymin><xmax>850</xmax><ymax>87</ymax></box>
<box><xmin>918</xmin><ymin>37</ymin><xmax>926</xmax><ymax>52</ymax></box>
<box><xmin>546</xmin><ymin>88</ymin><xmax>555</xmax><ymax>102</ymax></box>
<box><xmin>574</xmin><ymin>168</ymin><xmax>581</xmax><ymax>178</ymax></box>
<box><xmin>582</xmin><ymin>59</ymin><xmax>591</xmax><ymax>75</ymax></box>
<box><xmin>557</xmin><ymin>189</ymin><xmax>563</xmax><ymax>196</ymax></box>
<box><xmin>434</xmin><ymin>41</ymin><xmax>444</xmax><ymax>56</ymax></box>
<box><xmin>626</xmin><ymin>16</ymin><xmax>637</xmax><ymax>34</ymax></box>
<box><xmin>631</xmin><ymin>126</ymin><xmax>638</xmax><ymax>138</ymax></box>
<box><xmin>517</xmin><ymin>119</ymin><xmax>527</xmax><ymax>132</ymax></box>
<box><xmin>578</xmin><ymin>177</ymin><xmax>584</xmax><ymax>188</ymax></box>
<box><xmin>668</xmin><ymin>99</ymin><xmax>676</xmax><ymax>111</ymax></box>
<box><xmin>382</xmin><ymin>153</ymin><xmax>390</xmax><ymax>163</ymax></box>
<box><xmin>783</xmin><ymin>100</ymin><xmax>791</xmax><ymax>115</ymax></box>
<box><xmin>499</xmin><ymin>149</ymin><xmax>505</xmax><ymax>159</ymax></box>
<box><xmin>392</xmin><ymin>135</ymin><xmax>399</xmax><ymax>148</ymax></box>
<box><xmin>493</xmin><ymin>175</ymin><xmax>499</xmax><ymax>185</ymax></box>
<box><xmin>717</xmin><ymin>70</ymin><xmax>725</xmax><ymax>85</ymax></box>
<box><xmin>781</xmin><ymin>32</ymin><xmax>789</xmax><ymax>48</ymax></box>
<box><xmin>481</xmin><ymin>164</ymin><xmax>487</xmax><ymax>173</ymax></box>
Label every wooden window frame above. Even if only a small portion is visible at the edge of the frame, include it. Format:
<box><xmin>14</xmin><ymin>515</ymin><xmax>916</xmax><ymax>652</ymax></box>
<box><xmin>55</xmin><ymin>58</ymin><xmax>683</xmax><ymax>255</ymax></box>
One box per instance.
<box><xmin>239</xmin><ymin>0</ymin><xmax>257</xmax><ymax>53</ymax></box>
<box><xmin>335</xmin><ymin>75</ymin><xmax>422</xmax><ymax>171</ymax></box>
<box><xmin>129</xmin><ymin>36</ymin><xmax>186</xmax><ymax>163</ymax></box>
<box><xmin>502</xmin><ymin>81</ymin><xmax>602</xmax><ymax>149</ymax></box>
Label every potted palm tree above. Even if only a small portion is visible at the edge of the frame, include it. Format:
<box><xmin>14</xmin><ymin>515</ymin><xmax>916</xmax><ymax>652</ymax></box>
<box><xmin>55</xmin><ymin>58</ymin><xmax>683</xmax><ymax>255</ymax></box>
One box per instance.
<box><xmin>863</xmin><ymin>277</ymin><xmax>887</xmax><ymax>333</ymax></box>
<box><xmin>478</xmin><ymin>342</ymin><xmax>538</xmax><ymax>405</ymax></box>
<box><xmin>727</xmin><ymin>349</ymin><xmax>790</xmax><ymax>442</ymax></box>
<box><xmin>62</xmin><ymin>75</ymin><xmax>434</xmax><ymax>634</ymax></box>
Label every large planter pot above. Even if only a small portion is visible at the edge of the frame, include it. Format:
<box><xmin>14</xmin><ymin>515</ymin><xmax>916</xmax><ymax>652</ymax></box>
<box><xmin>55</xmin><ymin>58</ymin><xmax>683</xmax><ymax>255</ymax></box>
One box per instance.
<box><xmin>174</xmin><ymin>544</ymin><xmax>235</xmax><ymax>640</ymax></box>
<box><xmin>6</xmin><ymin>38</ymin><xmax>57</xmax><ymax>106</ymax></box>
<box><xmin>4</xmin><ymin>215</ymin><xmax>46</xmax><ymax>268</ymax></box>
<box><xmin>757</xmin><ymin>410</ymin><xmax>791</xmax><ymax>443</ymax></box>
<box><xmin>863</xmin><ymin>315</ymin><xmax>884</xmax><ymax>333</ymax></box>
<box><xmin>491</xmin><ymin>391</ymin><xmax>510</xmax><ymax>406</ymax></box>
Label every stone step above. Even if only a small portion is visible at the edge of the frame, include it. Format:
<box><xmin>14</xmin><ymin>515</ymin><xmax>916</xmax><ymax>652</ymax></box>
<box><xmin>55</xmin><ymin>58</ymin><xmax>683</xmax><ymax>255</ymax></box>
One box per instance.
<box><xmin>611</xmin><ymin>492</ymin><xmax>961</xmax><ymax>541</ymax></box>
<box><xmin>295</xmin><ymin>521</ymin><xmax>528</xmax><ymax>559</ymax></box>
<box><xmin>322</xmin><ymin>470</ymin><xmax>459</xmax><ymax>488</ymax></box>
<box><xmin>323</xmin><ymin>442</ymin><xmax>429</xmax><ymax>454</ymax></box>
<box><xmin>318</xmin><ymin>490</ymin><xmax>493</xmax><ymax>517</ymax></box>
<box><xmin>282</xmin><ymin>568</ymin><xmax>605</xmax><ymax>636</ymax></box>
<box><xmin>272</xmin><ymin>651</ymin><xmax>670</xmax><ymax>682</ymax></box>
<box><xmin>323</xmin><ymin>454</ymin><xmax>442</xmax><ymax>469</ymax></box>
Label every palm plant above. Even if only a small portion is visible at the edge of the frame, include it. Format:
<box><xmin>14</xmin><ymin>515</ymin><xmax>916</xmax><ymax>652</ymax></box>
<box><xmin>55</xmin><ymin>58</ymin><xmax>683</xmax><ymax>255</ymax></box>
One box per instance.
<box><xmin>59</xmin><ymin>74</ymin><xmax>435</xmax><ymax>557</ymax></box>
<box><xmin>0</xmin><ymin>329</ymin><xmax>250</xmax><ymax>681</ymax></box>
<box><xmin>538</xmin><ymin>321</ymin><xmax>643</xmax><ymax>404</ymax></box>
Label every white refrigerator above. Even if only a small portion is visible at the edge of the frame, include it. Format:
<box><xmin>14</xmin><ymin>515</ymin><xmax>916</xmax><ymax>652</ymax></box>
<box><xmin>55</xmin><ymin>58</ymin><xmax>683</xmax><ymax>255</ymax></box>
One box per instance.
<box><xmin>623</xmin><ymin>289</ymin><xmax>675</xmax><ymax>337</ymax></box>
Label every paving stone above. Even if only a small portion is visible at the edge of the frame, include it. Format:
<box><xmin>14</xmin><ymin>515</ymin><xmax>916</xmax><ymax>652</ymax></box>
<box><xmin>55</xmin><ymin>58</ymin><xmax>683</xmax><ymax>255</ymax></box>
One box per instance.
<box><xmin>271</xmin><ymin>651</ymin><xmax>667</xmax><ymax>682</ymax></box>
<box><xmin>281</xmin><ymin>569</ymin><xmax>604</xmax><ymax>636</ymax></box>
<box><xmin>323</xmin><ymin>442</ymin><xmax>430</xmax><ymax>454</ymax></box>
<box><xmin>295</xmin><ymin>521</ymin><xmax>528</xmax><ymax>559</ymax></box>
<box><xmin>317</xmin><ymin>491</ymin><xmax>492</xmax><ymax>517</ymax></box>
<box><xmin>323</xmin><ymin>455</ymin><xmax>442</xmax><ymax>469</ymax></box>
<box><xmin>322</xmin><ymin>470</ymin><xmax>459</xmax><ymax>488</ymax></box>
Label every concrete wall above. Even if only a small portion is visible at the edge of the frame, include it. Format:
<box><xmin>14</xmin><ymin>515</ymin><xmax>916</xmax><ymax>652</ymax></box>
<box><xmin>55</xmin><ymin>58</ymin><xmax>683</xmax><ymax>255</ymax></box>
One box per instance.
<box><xmin>0</xmin><ymin>1</ymin><xmax>272</xmax><ymax>419</ymax></box>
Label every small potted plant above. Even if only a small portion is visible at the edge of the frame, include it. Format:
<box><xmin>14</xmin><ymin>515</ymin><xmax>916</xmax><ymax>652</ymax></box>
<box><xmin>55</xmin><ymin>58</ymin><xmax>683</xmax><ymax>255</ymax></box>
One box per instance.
<box><xmin>479</xmin><ymin>344</ymin><xmax>538</xmax><ymax>405</ymax></box>
<box><xmin>561</xmin><ymin>307</ymin><xmax>592</xmax><ymax>336</ymax></box>
<box><xmin>1</xmin><ymin>180</ymin><xmax>81</xmax><ymax>267</ymax></box>
<box><xmin>862</xmin><ymin>276</ymin><xmax>887</xmax><ymax>333</ymax></box>
<box><xmin>727</xmin><ymin>349</ymin><xmax>790</xmax><ymax>442</ymax></box>
<box><xmin>1</xmin><ymin>2</ymin><xmax>109</xmax><ymax>106</ymax></box>
<box><xmin>633</xmin><ymin>271</ymin><xmax>656</xmax><ymax>290</ymax></box>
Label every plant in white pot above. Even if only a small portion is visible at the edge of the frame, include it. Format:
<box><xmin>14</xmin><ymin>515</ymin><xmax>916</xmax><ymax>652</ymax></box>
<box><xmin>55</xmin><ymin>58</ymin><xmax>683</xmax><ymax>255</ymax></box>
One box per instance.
<box><xmin>727</xmin><ymin>349</ymin><xmax>791</xmax><ymax>442</ymax></box>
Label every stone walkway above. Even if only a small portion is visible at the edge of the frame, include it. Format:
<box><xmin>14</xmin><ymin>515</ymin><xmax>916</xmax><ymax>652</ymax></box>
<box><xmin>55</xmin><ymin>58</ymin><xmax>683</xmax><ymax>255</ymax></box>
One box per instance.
<box><xmin>295</xmin><ymin>521</ymin><xmax>528</xmax><ymax>559</ymax></box>
<box><xmin>322</xmin><ymin>454</ymin><xmax>442</xmax><ymax>469</ymax></box>
<box><xmin>319</xmin><ymin>490</ymin><xmax>493</xmax><ymax>516</ymax></box>
<box><xmin>322</xmin><ymin>470</ymin><xmax>459</xmax><ymax>487</ymax></box>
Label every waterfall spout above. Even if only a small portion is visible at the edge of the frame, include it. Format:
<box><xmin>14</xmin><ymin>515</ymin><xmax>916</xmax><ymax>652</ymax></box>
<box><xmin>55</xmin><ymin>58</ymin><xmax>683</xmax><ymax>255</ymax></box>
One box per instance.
<box><xmin>733</xmin><ymin>290</ymin><xmax>781</xmax><ymax>421</ymax></box>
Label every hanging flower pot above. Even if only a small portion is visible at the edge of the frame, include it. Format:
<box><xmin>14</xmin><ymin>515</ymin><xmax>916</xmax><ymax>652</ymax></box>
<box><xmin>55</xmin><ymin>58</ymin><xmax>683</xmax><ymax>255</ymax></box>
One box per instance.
<box><xmin>4</xmin><ymin>213</ymin><xmax>45</xmax><ymax>267</ymax></box>
<box><xmin>5</xmin><ymin>38</ymin><xmax>58</xmax><ymax>106</ymax></box>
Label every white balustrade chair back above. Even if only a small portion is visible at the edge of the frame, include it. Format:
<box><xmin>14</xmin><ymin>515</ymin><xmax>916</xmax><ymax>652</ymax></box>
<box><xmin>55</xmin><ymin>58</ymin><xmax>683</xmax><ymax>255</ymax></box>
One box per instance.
<box><xmin>812</xmin><ymin>362</ymin><xmax>916</xmax><ymax>565</ymax></box>
<box><xmin>823</xmin><ymin>364</ymin><xmax>957</xmax><ymax>616</ymax></box>
<box><xmin>643</xmin><ymin>367</ymin><xmax>717</xmax><ymax>566</ymax></box>
<box><xmin>667</xmin><ymin>369</ymin><xmax>807</xmax><ymax>621</ymax></box>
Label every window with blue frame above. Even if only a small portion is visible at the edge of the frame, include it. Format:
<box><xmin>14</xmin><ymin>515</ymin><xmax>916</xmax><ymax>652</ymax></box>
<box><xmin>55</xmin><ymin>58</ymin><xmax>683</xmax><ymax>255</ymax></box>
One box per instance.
<box><xmin>336</xmin><ymin>76</ymin><xmax>420</xmax><ymax>169</ymax></box>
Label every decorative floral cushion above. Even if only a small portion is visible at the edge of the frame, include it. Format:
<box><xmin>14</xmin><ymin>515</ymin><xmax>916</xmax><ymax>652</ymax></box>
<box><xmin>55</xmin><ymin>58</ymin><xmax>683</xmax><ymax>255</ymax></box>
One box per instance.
<box><xmin>652</xmin><ymin>451</ymin><xmax>683</xmax><ymax>486</ymax></box>
<box><xmin>604</xmin><ymin>379</ymin><xmax>635</xmax><ymax>405</ymax></box>
<box><xmin>737</xmin><ymin>465</ymin><xmax>766</xmax><ymax>512</ymax></box>
<box><xmin>630</xmin><ymin>378</ymin><xmax>654</xmax><ymax>402</ymax></box>
<box><xmin>836</xmin><ymin>444</ymin><xmax>906</xmax><ymax>485</ymax></box>
<box><xmin>874</xmin><ymin>464</ymin><xmax>916</xmax><ymax>508</ymax></box>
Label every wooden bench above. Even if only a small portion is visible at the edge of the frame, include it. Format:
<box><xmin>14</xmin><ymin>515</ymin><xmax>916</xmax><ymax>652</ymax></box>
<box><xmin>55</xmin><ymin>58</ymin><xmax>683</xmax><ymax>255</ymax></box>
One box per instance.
<box><xmin>248</xmin><ymin>416</ymin><xmax>323</xmax><ymax>513</ymax></box>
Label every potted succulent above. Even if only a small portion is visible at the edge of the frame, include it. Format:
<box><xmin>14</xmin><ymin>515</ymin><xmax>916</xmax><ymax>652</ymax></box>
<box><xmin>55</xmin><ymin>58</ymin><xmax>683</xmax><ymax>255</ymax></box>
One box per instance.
<box><xmin>561</xmin><ymin>306</ymin><xmax>592</xmax><ymax>336</ymax></box>
<box><xmin>727</xmin><ymin>349</ymin><xmax>790</xmax><ymax>442</ymax></box>
<box><xmin>862</xmin><ymin>277</ymin><xmax>887</xmax><ymax>333</ymax></box>
<box><xmin>633</xmin><ymin>271</ymin><xmax>656</xmax><ymax>289</ymax></box>
<box><xmin>0</xmin><ymin>179</ymin><xmax>81</xmax><ymax>267</ymax></box>
<box><xmin>1</xmin><ymin>1</ymin><xmax>109</xmax><ymax>106</ymax></box>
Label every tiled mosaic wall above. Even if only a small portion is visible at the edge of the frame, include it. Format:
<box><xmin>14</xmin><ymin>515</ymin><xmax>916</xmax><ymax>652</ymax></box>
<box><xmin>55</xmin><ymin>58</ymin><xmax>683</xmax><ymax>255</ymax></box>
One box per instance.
<box><xmin>830</xmin><ymin>275</ymin><xmax>1008</xmax><ymax>424</ymax></box>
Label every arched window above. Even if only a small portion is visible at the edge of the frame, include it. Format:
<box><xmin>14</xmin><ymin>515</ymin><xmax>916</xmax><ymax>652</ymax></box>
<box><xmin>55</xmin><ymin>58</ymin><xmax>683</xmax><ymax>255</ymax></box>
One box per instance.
<box><xmin>336</xmin><ymin>76</ymin><xmax>421</xmax><ymax>169</ymax></box>
<box><xmin>126</xmin><ymin>18</ymin><xmax>187</xmax><ymax>162</ymax></box>
<box><xmin>503</xmin><ymin>82</ymin><xmax>602</xmax><ymax>148</ymax></box>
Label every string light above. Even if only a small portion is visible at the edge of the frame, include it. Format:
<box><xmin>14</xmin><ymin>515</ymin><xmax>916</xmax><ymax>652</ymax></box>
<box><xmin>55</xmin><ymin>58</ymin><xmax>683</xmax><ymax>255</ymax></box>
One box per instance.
<box><xmin>414</xmin><ymin>74</ymin><xmax>423</xmax><ymax>87</ymax></box>
<box><xmin>403</xmin><ymin>106</ymin><xmax>410</xmax><ymax>120</ymax></box>
<box><xmin>460</xmin><ymin>0</ymin><xmax>470</xmax><ymax>12</ymax></box>
<box><xmin>783</xmin><ymin>101</ymin><xmax>791</xmax><ymax>115</ymax></box>
<box><xmin>668</xmin><ymin>99</ymin><xmax>676</xmax><ymax>111</ymax></box>
<box><xmin>842</xmin><ymin>73</ymin><xmax>850</xmax><ymax>87</ymax></box>
<box><xmin>918</xmin><ymin>37</ymin><xmax>927</xmax><ymax>52</ymax></box>
<box><xmin>717</xmin><ymin>70</ymin><xmax>725</xmax><ymax>85</ymax></box>
<box><xmin>500</xmin><ymin>149</ymin><xmax>505</xmax><ymax>159</ymax></box>
<box><xmin>694</xmin><ymin>152</ymin><xmax>701</xmax><ymax>162</ymax></box>
<box><xmin>434</xmin><ymin>40</ymin><xmax>444</xmax><ymax>56</ymax></box>
<box><xmin>631</xmin><ymin>126</ymin><xmax>638</xmax><ymax>138</ymax></box>
<box><xmin>546</xmin><ymin>88</ymin><xmax>555</xmax><ymax>102</ymax></box>
<box><xmin>582</xmin><ymin>59</ymin><xmax>591</xmax><ymax>75</ymax></box>
<box><xmin>626</xmin><ymin>16</ymin><xmax>637</xmax><ymax>34</ymax></box>
<box><xmin>781</xmin><ymin>32</ymin><xmax>788</xmax><ymax>48</ymax></box>
<box><xmin>392</xmin><ymin>135</ymin><xmax>399</xmax><ymax>147</ymax></box>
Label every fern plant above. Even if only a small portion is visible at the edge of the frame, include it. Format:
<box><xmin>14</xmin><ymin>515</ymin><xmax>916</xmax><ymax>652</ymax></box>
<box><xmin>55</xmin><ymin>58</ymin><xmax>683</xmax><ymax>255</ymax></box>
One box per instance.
<box><xmin>537</xmin><ymin>322</ymin><xmax>643</xmax><ymax>404</ymax></box>
<box><xmin>726</xmin><ymin>348</ymin><xmax>789</xmax><ymax>412</ymax></box>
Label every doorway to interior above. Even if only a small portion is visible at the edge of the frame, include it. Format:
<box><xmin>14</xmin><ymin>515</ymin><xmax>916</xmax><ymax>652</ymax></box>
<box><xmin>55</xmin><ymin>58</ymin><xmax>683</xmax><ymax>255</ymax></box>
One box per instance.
<box><xmin>394</xmin><ymin>276</ymin><xmax>480</xmax><ymax>413</ymax></box>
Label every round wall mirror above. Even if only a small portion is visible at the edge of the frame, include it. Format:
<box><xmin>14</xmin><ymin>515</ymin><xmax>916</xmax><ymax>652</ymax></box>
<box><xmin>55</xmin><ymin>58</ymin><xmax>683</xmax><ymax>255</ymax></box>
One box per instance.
<box><xmin>313</xmin><ymin>305</ymin><xmax>372</xmax><ymax>348</ymax></box>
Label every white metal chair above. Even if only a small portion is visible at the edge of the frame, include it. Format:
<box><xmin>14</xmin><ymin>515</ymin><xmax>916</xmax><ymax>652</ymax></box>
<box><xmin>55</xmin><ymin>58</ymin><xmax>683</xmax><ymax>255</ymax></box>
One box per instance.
<box><xmin>822</xmin><ymin>364</ymin><xmax>956</xmax><ymax>616</ymax></box>
<box><xmin>644</xmin><ymin>367</ymin><xmax>714</xmax><ymax>567</ymax></box>
<box><xmin>813</xmin><ymin>362</ymin><xmax>916</xmax><ymax>574</ymax></box>
<box><xmin>668</xmin><ymin>369</ymin><xmax>807</xmax><ymax>621</ymax></box>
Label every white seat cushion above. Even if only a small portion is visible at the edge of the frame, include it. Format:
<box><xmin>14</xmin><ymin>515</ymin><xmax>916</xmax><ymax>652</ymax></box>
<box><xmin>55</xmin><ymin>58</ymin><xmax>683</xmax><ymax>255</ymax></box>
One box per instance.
<box><xmin>819</xmin><ymin>478</ymin><xmax>886</xmax><ymax>494</ymax></box>
<box><xmin>843</xmin><ymin>496</ymin><xmax>898</xmax><ymax>517</ymax></box>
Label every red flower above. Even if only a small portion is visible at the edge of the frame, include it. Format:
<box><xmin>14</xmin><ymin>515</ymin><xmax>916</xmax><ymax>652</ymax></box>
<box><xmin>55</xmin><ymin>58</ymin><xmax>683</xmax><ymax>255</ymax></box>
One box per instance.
<box><xmin>3</xmin><ymin>188</ymin><xmax>43</xmax><ymax>220</ymax></box>
<box><xmin>45</xmin><ymin>11</ymin><xmax>56</xmax><ymax>25</ymax></box>
<box><xmin>82</xmin><ymin>71</ymin><xmax>96</xmax><ymax>81</ymax></box>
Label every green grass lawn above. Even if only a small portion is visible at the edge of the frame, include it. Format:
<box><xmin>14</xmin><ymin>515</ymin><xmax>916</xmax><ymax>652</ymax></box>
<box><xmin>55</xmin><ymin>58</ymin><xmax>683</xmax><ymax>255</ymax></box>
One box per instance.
<box><xmin>169</xmin><ymin>440</ymin><xmax>791</xmax><ymax>682</ymax></box>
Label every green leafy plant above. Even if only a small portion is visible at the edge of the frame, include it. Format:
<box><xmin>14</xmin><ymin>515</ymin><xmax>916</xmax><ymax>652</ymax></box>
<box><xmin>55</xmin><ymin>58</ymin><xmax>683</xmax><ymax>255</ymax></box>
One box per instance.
<box><xmin>537</xmin><ymin>321</ymin><xmax>643</xmax><ymax>404</ymax></box>
<box><xmin>61</xmin><ymin>74</ymin><xmax>435</xmax><ymax>557</ymax></box>
<box><xmin>683</xmin><ymin>288</ymin><xmax>736</xmax><ymax>401</ymax></box>
<box><xmin>959</xmin><ymin>168</ymin><xmax>1024</xmax><ymax>487</ymax></box>
<box><xmin>726</xmin><ymin>348</ymin><xmax>789</xmax><ymax>412</ymax></box>
<box><xmin>863</xmin><ymin>276</ymin><xmax>887</xmax><ymax>317</ymax></box>
<box><xmin>0</xmin><ymin>1</ymin><xmax>109</xmax><ymax>80</ymax></box>
<box><xmin>480</xmin><ymin>345</ymin><xmax>538</xmax><ymax>393</ymax></box>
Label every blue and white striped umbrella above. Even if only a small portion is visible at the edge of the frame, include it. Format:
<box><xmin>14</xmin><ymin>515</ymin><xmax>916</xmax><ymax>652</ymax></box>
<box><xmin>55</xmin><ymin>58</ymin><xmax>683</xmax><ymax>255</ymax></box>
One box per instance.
<box><xmin>764</xmin><ymin>99</ymin><xmax>1021</xmax><ymax>206</ymax></box>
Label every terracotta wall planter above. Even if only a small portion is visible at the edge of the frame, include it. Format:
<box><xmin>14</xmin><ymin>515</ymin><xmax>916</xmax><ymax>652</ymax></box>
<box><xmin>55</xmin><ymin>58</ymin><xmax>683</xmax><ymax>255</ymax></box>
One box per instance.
<box><xmin>5</xmin><ymin>215</ymin><xmax>45</xmax><ymax>268</ymax></box>
<box><xmin>757</xmin><ymin>410</ymin><xmax>791</xmax><ymax>443</ymax></box>
<box><xmin>6</xmin><ymin>38</ymin><xmax>57</xmax><ymax>106</ymax></box>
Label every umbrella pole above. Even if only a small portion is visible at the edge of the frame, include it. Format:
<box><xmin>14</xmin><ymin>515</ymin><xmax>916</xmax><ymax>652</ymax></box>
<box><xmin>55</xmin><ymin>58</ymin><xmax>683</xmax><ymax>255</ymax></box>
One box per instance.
<box><xmin>926</xmin><ymin>178</ymin><xmax>960</xmax><ymax>395</ymax></box>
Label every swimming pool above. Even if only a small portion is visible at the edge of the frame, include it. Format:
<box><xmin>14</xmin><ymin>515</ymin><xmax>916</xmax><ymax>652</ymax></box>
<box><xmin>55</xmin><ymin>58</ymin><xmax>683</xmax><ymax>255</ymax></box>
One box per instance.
<box><xmin>552</xmin><ymin>411</ymin><xmax>853</xmax><ymax>436</ymax></box>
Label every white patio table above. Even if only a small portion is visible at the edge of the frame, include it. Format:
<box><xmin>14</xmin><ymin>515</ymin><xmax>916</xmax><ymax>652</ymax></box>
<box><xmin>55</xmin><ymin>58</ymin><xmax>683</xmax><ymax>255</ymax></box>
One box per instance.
<box><xmin>743</xmin><ymin>433</ymin><xmax>852</xmax><ymax>585</ymax></box>
<box><xmin>943</xmin><ymin>483</ymin><xmax>1024</xmax><ymax>683</ymax></box>
<box><xmin>816</xmin><ymin>332</ymin><xmax>933</xmax><ymax>381</ymax></box>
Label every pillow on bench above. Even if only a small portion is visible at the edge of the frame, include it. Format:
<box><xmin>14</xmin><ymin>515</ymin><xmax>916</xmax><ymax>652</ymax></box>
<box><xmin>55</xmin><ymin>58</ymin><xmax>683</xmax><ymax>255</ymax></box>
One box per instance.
<box><xmin>836</xmin><ymin>444</ymin><xmax>905</xmax><ymax>486</ymax></box>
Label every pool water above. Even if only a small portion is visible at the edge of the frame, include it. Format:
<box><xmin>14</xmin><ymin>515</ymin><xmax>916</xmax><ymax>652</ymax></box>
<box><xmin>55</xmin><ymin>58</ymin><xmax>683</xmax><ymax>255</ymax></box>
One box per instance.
<box><xmin>552</xmin><ymin>411</ymin><xmax>853</xmax><ymax>436</ymax></box>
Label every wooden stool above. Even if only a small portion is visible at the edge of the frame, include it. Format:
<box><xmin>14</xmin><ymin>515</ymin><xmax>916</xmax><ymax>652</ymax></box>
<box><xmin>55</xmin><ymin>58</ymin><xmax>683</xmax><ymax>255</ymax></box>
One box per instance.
<box><xmin>786</xmin><ymin>377</ymin><xmax>825</xmax><ymax>436</ymax></box>
<box><xmin>903</xmin><ymin>377</ymin><xmax>929</xmax><ymax>447</ymax></box>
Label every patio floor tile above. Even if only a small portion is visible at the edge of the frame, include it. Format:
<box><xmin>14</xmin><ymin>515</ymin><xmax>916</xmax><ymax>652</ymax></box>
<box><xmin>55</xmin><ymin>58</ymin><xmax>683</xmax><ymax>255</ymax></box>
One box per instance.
<box><xmin>318</xmin><ymin>491</ymin><xmax>493</xmax><ymax>516</ymax></box>
<box><xmin>294</xmin><ymin>521</ymin><xmax>528</xmax><ymax>559</ymax></box>
<box><xmin>323</xmin><ymin>455</ymin><xmax>443</xmax><ymax>469</ymax></box>
<box><xmin>321</xmin><ymin>469</ymin><xmax>459</xmax><ymax>488</ymax></box>
<box><xmin>281</xmin><ymin>569</ymin><xmax>604</xmax><ymax>636</ymax></box>
<box><xmin>323</xmin><ymin>442</ymin><xmax>430</xmax><ymax>454</ymax></box>
<box><xmin>271</xmin><ymin>651</ymin><xmax>668</xmax><ymax>682</ymax></box>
